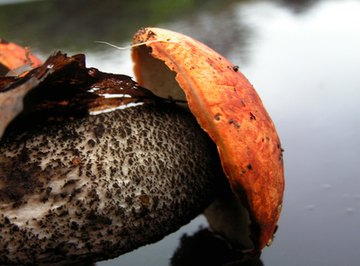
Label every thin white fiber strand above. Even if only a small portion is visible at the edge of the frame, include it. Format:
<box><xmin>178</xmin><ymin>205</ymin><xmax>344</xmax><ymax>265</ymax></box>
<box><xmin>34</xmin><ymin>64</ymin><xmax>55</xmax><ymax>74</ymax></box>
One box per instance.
<box><xmin>95</xmin><ymin>40</ymin><xmax>179</xmax><ymax>50</ymax></box>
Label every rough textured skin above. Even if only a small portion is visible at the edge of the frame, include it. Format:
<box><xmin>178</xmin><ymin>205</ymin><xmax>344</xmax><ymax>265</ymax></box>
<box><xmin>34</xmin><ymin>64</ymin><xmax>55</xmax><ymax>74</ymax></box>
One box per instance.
<box><xmin>132</xmin><ymin>27</ymin><xmax>284</xmax><ymax>250</ymax></box>
<box><xmin>0</xmin><ymin>104</ymin><xmax>221</xmax><ymax>265</ymax></box>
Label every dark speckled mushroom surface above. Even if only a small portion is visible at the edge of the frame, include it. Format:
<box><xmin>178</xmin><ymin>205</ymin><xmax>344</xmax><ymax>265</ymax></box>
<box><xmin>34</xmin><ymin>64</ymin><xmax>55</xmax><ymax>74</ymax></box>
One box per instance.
<box><xmin>0</xmin><ymin>103</ymin><xmax>222</xmax><ymax>265</ymax></box>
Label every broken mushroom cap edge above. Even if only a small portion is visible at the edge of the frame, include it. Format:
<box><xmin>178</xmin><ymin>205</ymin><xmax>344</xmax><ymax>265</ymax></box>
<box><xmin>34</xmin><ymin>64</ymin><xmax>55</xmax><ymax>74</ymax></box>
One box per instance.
<box><xmin>131</xmin><ymin>27</ymin><xmax>285</xmax><ymax>250</ymax></box>
<box><xmin>0</xmin><ymin>39</ymin><xmax>42</xmax><ymax>73</ymax></box>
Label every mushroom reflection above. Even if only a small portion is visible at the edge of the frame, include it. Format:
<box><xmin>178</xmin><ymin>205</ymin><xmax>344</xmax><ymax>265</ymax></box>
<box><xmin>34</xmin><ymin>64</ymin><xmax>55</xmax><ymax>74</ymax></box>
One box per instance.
<box><xmin>171</xmin><ymin>227</ymin><xmax>264</xmax><ymax>266</ymax></box>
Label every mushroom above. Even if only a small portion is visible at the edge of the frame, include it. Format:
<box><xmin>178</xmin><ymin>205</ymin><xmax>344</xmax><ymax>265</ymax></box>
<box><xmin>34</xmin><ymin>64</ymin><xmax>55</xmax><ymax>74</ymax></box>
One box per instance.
<box><xmin>0</xmin><ymin>50</ymin><xmax>224</xmax><ymax>265</ymax></box>
<box><xmin>0</xmin><ymin>39</ymin><xmax>41</xmax><ymax>73</ymax></box>
<box><xmin>0</xmin><ymin>27</ymin><xmax>284</xmax><ymax>265</ymax></box>
<box><xmin>132</xmin><ymin>27</ymin><xmax>284</xmax><ymax>250</ymax></box>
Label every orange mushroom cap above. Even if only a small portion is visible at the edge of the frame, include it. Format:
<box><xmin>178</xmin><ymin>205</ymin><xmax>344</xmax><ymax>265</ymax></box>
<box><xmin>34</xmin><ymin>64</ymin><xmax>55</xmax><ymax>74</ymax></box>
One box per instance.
<box><xmin>132</xmin><ymin>27</ymin><xmax>284</xmax><ymax>250</ymax></box>
<box><xmin>0</xmin><ymin>39</ymin><xmax>42</xmax><ymax>73</ymax></box>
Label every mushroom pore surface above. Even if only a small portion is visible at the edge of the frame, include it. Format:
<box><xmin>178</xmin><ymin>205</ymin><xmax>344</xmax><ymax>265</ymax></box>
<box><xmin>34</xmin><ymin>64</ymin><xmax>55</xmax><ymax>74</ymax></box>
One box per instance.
<box><xmin>0</xmin><ymin>103</ymin><xmax>222</xmax><ymax>265</ymax></box>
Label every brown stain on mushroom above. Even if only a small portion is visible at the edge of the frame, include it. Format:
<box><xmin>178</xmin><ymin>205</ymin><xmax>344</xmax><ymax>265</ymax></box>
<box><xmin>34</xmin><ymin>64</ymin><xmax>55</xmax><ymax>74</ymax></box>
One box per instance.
<box><xmin>132</xmin><ymin>27</ymin><xmax>285</xmax><ymax>250</ymax></box>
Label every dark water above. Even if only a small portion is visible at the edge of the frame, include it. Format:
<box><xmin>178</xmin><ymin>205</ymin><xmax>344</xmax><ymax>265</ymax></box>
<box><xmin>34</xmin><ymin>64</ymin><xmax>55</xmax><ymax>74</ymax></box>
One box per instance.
<box><xmin>1</xmin><ymin>0</ymin><xmax>359</xmax><ymax>265</ymax></box>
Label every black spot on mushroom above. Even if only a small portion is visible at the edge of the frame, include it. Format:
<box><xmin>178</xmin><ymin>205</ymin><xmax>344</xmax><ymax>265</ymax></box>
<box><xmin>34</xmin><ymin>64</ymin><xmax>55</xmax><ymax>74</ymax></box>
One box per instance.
<box><xmin>250</xmin><ymin>112</ymin><xmax>256</xmax><ymax>120</ymax></box>
<box><xmin>87</xmin><ymin>139</ymin><xmax>96</xmax><ymax>148</ymax></box>
<box><xmin>229</xmin><ymin>118</ymin><xmax>241</xmax><ymax>129</ymax></box>
<box><xmin>232</xmin><ymin>65</ymin><xmax>239</xmax><ymax>72</ymax></box>
<box><xmin>247</xmin><ymin>164</ymin><xmax>253</xmax><ymax>170</ymax></box>
<box><xmin>214</xmin><ymin>114</ymin><xmax>221</xmax><ymax>121</ymax></box>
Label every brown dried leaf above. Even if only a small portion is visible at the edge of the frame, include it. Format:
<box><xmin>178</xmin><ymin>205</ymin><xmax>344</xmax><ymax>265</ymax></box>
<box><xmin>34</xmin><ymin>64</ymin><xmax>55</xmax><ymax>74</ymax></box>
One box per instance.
<box><xmin>0</xmin><ymin>52</ymin><xmax>161</xmax><ymax>138</ymax></box>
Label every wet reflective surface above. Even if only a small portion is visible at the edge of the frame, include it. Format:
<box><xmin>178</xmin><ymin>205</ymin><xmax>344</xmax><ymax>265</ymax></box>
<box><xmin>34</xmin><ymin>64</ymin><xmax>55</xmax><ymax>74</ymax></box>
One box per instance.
<box><xmin>1</xmin><ymin>0</ymin><xmax>360</xmax><ymax>265</ymax></box>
